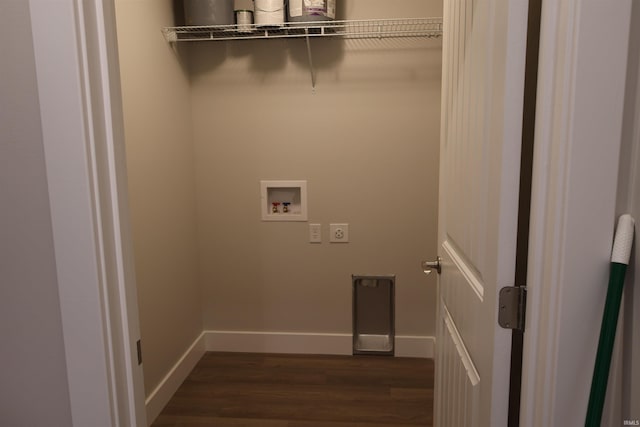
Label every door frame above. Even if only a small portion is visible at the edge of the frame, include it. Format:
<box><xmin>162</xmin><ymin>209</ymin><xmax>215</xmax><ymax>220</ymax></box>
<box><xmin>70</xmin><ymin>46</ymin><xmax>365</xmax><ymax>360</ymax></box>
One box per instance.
<box><xmin>30</xmin><ymin>0</ymin><xmax>634</xmax><ymax>425</ymax></box>
<box><xmin>519</xmin><ymin>0</ymin><xmax>633</xmax><ymax>426</ymax></box>
<box><xmin>29</xmin><ymin>0</ymin><xmax>146</xmax><ymax>425</ymax></box>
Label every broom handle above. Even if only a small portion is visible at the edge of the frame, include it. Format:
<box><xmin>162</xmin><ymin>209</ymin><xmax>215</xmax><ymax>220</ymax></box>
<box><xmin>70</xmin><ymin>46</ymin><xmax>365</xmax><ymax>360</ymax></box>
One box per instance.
<box><xmin>585</xmin><ymin>214</ymin><xmax>635</xmax><ymax>427</ymax></box>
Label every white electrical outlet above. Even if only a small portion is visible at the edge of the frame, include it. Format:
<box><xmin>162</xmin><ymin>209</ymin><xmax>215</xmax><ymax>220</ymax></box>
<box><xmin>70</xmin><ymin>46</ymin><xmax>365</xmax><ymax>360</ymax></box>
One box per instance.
<box><xmin>309</xmin><ymin>224</ymin><xmax>322</xmax><ymax>243</ymax></box>
<box><xmin>330</xmin><ymin>223</ymin><xmax>349</xmax><ymax>243</ymax></box>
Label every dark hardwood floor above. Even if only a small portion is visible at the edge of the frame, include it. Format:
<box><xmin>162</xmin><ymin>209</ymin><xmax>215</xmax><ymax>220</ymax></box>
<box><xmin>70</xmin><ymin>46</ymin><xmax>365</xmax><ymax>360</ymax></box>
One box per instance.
<box><xmin>153</xmin><ymin>352</ymin><xmax>434</xmax><ymax>427</ymax></box>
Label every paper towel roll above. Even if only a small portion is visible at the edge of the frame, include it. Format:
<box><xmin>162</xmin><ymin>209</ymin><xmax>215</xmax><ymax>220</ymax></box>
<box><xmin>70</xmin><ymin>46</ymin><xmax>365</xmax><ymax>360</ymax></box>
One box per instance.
<box><xmin>254</xmin><ymin>0</ymin><xmax>285</xmax><ymax>27</ymax></box>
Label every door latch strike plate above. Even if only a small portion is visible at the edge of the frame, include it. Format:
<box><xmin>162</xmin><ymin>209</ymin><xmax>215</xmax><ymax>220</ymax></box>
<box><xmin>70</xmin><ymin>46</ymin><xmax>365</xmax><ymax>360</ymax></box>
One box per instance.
<box><xmin>498</xmin><ymin>286</ymin><xmax>527</xmax><ymax>331</ymax></box>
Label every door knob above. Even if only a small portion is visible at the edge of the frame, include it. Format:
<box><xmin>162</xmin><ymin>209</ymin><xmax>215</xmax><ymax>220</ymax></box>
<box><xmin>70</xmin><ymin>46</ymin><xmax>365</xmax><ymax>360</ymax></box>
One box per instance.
<box><xmin>422</xmin><ymin>256</ymin><xmax>442</xmax><ymax>275</ymax></box>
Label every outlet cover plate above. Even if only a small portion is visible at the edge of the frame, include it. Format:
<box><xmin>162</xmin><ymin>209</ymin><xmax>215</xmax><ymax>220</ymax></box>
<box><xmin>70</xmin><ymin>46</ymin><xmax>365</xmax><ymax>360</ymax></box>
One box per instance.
<box><xmin>330</xmin><ymin>223</ymin><xmax>349</xmax><ymax>243</ymax></box>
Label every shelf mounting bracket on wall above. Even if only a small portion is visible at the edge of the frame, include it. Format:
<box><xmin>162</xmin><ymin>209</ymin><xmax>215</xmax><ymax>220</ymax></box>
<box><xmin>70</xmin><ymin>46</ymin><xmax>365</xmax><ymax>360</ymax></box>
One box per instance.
<box><xmin>304</xmin><ymin>30</ymin><xmax>317</xmax><ymax>91</ymax></box>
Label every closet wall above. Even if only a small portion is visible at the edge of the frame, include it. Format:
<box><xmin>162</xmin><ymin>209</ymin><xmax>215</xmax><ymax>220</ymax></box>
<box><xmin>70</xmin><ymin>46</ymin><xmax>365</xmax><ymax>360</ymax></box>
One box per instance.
<box><xmin>116</xmin><ymin>0</ymin><xmax>442</xmax><ymax>397</ymax></box>
<box><xmin>191</xmin><ymin>0</ymin><xmax>442</xmax><ymax>335</ymax></box>
<box><xmin>115</xmin><ymin>0</ymin><xmax>202</xmax><ymax>395</ymax></box>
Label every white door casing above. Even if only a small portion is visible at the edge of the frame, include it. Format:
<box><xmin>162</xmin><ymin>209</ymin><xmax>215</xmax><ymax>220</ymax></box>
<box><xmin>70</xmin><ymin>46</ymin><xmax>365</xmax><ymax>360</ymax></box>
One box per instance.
<box><xmin>435</xmin><ymin>1</ymin><xmax>528</xmax><ymax>426</ymax></box>
<box><xmin>29</xmin><ymin>0</ymin><xmax>147</xmax><ymax>425</ymax></box>
<box><xmin>519</xmin><ymin>1</ymin><xmax>633</xmax><ymax>426</ymax></box>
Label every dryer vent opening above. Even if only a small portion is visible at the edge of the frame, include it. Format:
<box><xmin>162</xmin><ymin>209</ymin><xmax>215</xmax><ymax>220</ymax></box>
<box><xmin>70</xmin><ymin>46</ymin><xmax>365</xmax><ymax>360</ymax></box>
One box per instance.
<box><xmin>352</xmin><ymin>275</ymin><xmax>395</xmax><ymax>356</ymax></box>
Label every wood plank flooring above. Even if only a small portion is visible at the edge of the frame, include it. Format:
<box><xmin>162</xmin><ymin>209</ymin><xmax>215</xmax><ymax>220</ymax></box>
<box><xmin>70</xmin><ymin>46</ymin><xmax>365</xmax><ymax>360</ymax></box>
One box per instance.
<box><xmin>153</xmin><ymin>352</ymin><xmax>434</xmax><ymax>427</ymax></box>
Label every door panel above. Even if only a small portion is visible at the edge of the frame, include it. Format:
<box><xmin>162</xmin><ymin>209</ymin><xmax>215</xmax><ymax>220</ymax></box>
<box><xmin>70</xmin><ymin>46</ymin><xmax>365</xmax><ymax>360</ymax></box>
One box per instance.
<box><xmin>434</xmin><ymin>0</ymin><xmax>528</xmax><ymax>425</ymax></box>
<box><xmin>439</xmin><ymin>303</ymin><xmax>480</xmax><ymax>427</ymax></box>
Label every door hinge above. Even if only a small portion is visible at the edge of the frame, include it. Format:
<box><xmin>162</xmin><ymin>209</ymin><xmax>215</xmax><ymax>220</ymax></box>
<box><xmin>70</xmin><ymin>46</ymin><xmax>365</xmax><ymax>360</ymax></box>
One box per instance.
<box><xmin>498</xmin><ymin>286</ymin><xmax>527</xmax><ymax>331</ymax></box>
<box><xmin>136</xmin><ymin>339</ymin><xmax>143</xmax><ymax>365</ymax></box>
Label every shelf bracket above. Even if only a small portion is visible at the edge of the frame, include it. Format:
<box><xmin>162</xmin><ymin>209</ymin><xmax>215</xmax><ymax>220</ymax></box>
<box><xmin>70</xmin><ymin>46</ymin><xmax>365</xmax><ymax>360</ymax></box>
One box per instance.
<box><xmin>304</xmin><ymin>30</ymin><xmax>317</xmax><ymax>90</ymax></box>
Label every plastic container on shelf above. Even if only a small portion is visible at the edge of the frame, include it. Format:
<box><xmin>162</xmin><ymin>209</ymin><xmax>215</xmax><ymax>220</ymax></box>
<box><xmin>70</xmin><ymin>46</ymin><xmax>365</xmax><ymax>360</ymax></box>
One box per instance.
<box><xmin>184</xmin><ymin>0</ymin><xmax>234</xmax><ymax>26</ymax></box>
<box><xmin>288</xmin><ymin>0</ymin><xmax>336</xmax><ymax>23</ymax></box>
<box><xmin>234</xmin><ymin>0</ymin><xmax>254</xmax><ymax>32</ymax></box>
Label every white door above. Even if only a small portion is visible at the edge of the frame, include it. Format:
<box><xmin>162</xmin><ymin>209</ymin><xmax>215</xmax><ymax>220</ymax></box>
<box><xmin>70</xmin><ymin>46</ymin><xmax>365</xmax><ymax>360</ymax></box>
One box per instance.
<box><xmin>433</xmin><ymin>1</ymin><xmax>529</xmax><ymax>426</ymax></box>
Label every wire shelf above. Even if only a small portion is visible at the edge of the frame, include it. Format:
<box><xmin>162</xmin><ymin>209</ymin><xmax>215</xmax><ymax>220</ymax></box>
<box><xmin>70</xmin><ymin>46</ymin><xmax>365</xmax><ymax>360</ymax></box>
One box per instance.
<box><xmin>162</xmin><ymin>18</ymin><xmax>443</xmax><ymax>43</ymax></box>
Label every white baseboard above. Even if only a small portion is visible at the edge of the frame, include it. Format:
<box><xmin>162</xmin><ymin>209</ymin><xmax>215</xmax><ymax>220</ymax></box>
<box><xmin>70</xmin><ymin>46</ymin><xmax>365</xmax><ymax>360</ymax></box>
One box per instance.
<box><xmin>395</xmin><ymin>335</ymin><xmax>435</xmax><ymax>358</ymax></box>
<box><xmin>204</xmin><ymin>331</ymin><xmax>352</xmax><ymax>355</ymax></box>
<box><xmin>204</xmin><ymin>331</ymin><xmax>435</xmax><ymax>358</ymax></box>
<box><xmin>145</xmin><ymin>332</ymin><xmax>206</xmax><ymax>426</ymax></box>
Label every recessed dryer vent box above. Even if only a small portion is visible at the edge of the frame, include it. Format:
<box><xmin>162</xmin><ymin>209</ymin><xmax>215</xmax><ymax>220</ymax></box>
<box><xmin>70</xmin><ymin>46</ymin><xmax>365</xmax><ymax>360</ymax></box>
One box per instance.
<box><xmin>260</xmin><ymin>180</ymin><xmax>308</xmax><ymax>221</ymax></box>
<box><xmin>353</xmin><ymin>275</ymin><xmax>395</xmax><ymax>356</ymax></box>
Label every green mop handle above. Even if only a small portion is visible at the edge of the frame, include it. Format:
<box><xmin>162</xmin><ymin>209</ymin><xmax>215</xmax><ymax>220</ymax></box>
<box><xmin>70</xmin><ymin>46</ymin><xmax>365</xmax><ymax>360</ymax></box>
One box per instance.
<box><xmin>585</xmin><ymin>214</ymin><xmax>635</xmax><ymax>427</ymax></box>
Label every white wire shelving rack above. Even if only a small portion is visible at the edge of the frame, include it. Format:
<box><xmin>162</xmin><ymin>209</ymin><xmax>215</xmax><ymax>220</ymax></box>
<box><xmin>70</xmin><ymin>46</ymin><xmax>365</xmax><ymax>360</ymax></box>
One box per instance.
<box><xmin>162</xmin><ymin>17</ymin><xmax>443</xmax><ymax>88</ymax></box>
<box><xmin>162</xmin><ymin>18</ymin><xmax>442</xmax><ymax>42</ymax></box>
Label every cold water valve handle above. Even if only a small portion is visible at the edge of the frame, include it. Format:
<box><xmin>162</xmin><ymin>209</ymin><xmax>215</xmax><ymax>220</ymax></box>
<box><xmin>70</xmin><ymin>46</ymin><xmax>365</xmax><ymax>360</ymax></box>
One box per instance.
<box><xmin>282</xmin><ymin>202</ymin><xmax>291</xmax><ymax>213</ymax></box>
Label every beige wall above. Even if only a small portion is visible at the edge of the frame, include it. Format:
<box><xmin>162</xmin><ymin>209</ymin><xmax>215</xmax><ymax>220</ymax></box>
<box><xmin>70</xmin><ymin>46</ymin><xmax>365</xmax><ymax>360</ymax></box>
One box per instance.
<box><xmin>0</xmin><ymin>1</ymin><xmax>72</xmax><ymax>424</ymax></box>
<box><xmin>115</xmin><ymin>0</ymin><xmax>202</xmax><ymax>395</ymax></box>
<box><xmin>115</xmin><ymin>0</ymin><xmax>441</xmax><ymax>396</ymax></box>
<box><xmin>191</xmin><ymin>0</ymin><xmax>442</xmax><ymax>336</ymax></box>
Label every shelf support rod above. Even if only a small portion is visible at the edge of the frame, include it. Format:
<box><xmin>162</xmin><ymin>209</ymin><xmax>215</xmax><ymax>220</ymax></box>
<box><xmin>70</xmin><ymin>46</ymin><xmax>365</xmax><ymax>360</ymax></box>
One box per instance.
<box><xmin>304</xmin><ymin>31</ymin><xmax>317</xmax><ymax>90</ymax></box>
